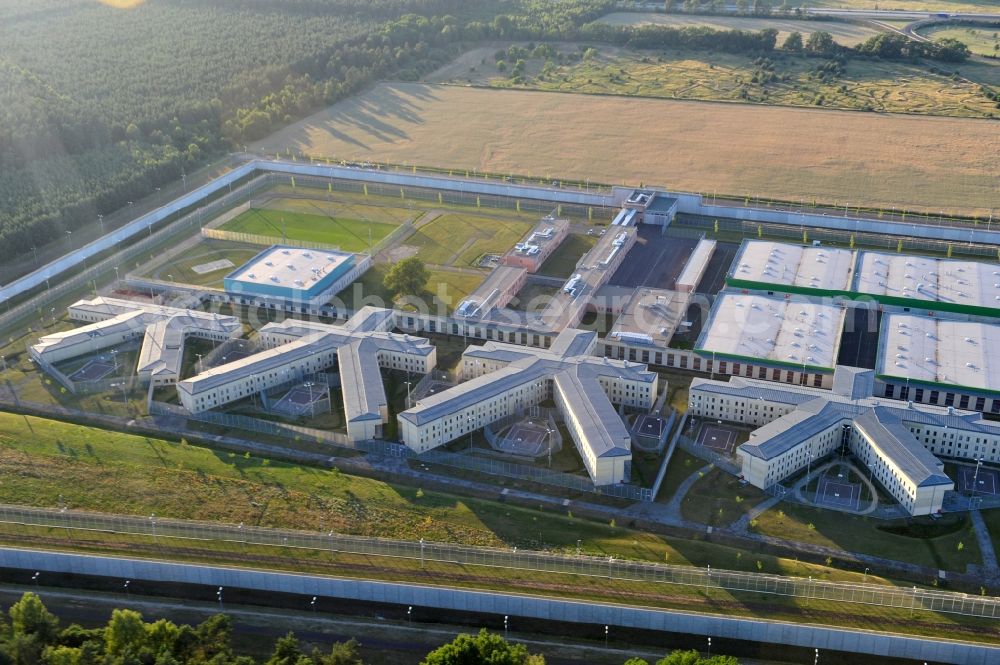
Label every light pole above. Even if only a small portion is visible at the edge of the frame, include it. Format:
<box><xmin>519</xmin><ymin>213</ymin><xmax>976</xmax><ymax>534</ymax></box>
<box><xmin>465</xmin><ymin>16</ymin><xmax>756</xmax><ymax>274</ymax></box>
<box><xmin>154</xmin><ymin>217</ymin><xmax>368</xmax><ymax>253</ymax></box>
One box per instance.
<box><xmin>504</xmin><ymin>615</ymin><xmax>508</xmax><ymax>638</ymax></box>
<box><xmin>124</xmin><ymin>580</ymin><xmax>130</xmax><ymax>596</ymax></box>
<box><xmin>407</xmin><ymin>606</ymin><xmax>412</xmax><ymax>624</ymax></box>
<box><xmin>420</xmin><ymin>538</ymin><xmax>425</xmax><ymax>568</ymax></box>
<box><xmin>98</xmin><ymin>214</ymin><xmax>104</xmax><ymax>234</ymax></box>
<box><xmin>310</xmin><ymin>596</ymin><xmax>317</xmax><ymax>612</ymax></box>
<box><xmin>216</xmin><ymin>587</ymin><xmax>223</xmax><ymax>609</ymax></box>
<box><xmin>707</xmin><ymin>637</ymin><xmax>711</xmax><ymax>658</ymax></box>
<box><xmin>814</xmin><ymin>648</ymin><xmax>819</xmax><ymax>665</ymax></box>
<box><xmin>971</xmin><ymin>457</ymin><xmax>983</xmax><ymax>509</ymax></box>
<box><xmin>31</xmin><ymin>572</ymin><xmax>39</xmax><ymax>587</ymax></box>
<box><xmin>863</xmin><ymin>567</ymin><xmax>869</xmax><ymax>583</ymax></box>
<box><xmin>546</xmin><ymin>427</ymin><xmax>555</xmax><ymax>468</ymax></box>
<box><xmin>604</xmin><ymin>625</ymin><xmax>608</xmax><ymax>649</ymax></box>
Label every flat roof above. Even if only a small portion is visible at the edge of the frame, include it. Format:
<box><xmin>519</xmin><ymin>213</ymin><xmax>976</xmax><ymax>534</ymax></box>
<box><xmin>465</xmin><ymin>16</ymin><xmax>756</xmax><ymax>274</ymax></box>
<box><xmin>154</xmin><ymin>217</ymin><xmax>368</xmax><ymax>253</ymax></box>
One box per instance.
<box><xmin>610</xmin><ymin>288</ymin><xmax>690</xmax><ymax>347</ymax></box>
<box><xmin>533</xmin><ymin>226</ymin><xmax>637</xmax><ymax>331</ymax></box>
<box><xmin>676</xmin><ymin>239</ymin><xmax>717</xmax><ymax>291</ymax></box>
<box><xmin>507</xmin><ymin>217</ymin><xmax>568</xmax><ymax>256</ymax></box>
<box><xmin>646</xmin><ymin>193</ymin><xmax>678</xmax><ymax>213</ymax></box>
<box><xmin>877</xmin><ymin>314</ymin><xmax>1000</xmax><ymax>394</ymax></box>
<box><xmin>730</xmin><ymin>240</ymin><xmax>856</xmax><ymax>293</ymax></box>
<box><xmin>226</xmin><ymin>245</ymin><xmax>352</xmax><ymax>292</ymax></box>
<box><xmin>696</xmin><ymin>293</ymin><xmax>845</xmax><ymax>370</ymax></box>
<box><xmin>457</xmin><ymin>266</ymin><xmax>525</xmax><ymax>319</ymax></box>
<box><xmin>854</xmin><ymin>252</ymin><xmax>1000</xmax><ymax>312</ymax></box>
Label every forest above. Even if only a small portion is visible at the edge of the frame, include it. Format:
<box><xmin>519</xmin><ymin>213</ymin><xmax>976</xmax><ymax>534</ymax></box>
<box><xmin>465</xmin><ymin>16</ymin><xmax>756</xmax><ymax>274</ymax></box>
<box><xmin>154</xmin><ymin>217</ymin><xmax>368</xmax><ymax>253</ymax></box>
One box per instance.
<box><xmin>0</xmin><ymin>0</ymin><xmax>625</xmax><ymax>264</ymax></box>
<box><xmin>0</xmin><ymin>592</ymin><xmax>739</xmax><ymax>665</ymax></box>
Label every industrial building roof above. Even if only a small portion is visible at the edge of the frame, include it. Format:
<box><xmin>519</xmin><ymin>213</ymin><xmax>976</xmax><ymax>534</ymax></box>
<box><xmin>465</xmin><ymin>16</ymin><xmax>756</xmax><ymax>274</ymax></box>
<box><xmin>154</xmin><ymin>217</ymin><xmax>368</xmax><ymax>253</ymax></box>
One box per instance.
<box><xmin>854</xmin><ymin>252</ymin><xmax>1000</xmax><ymax>312</ymax></box>
<box><xmin>226</xmin><ymin>245</ymin><xmax>352</xmax><ymax>292</ymax></box>
<box><xmin>456</xmin><ymin>266</ymin><xmax>526</xmax><ymax>319</ymax></box>
<box><xmin>505</xmin><ymin>218</ymin><xmax>568</xmax><ymax>260</ymax></box>
<box><xmin>877</xmin><ymin>314</ymin><xmax>1000</xmax><ymax>394</ymax></box>
<box><xmin>646</xmin><ymin>193</ymin><xmax>679</xmax><ymax>213</ymax></box>
<box><xmin>533</xmin><ymin>226</ymin><xmax>637</xmax><ymax>331</ymax></box>
<box><xmin>691</xmin><ymin>373</ymin><xmax>965</xmax><ymax>488</ymax></box>
<box><xmin>609</xmin><ymin>288</ymin><xmax>690</xmax><ymax>347</ymax></box>
<box><xmin>696</xmin><ymin>293</ymin><xmax>845</xmax><ymax>370</ymax></box>
<box><xmin>729</xmin><ymin>240</ymin><xmax>856</xmax><ymax>293</ymax></box>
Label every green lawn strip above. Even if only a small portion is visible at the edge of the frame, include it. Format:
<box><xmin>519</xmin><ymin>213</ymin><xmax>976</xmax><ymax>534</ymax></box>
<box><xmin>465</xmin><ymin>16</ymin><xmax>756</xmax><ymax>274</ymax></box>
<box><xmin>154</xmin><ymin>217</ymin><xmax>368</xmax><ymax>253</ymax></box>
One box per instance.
<box><xmin>681</xmin><ymin>467</ymin><xmax>768</xmax><ymax>527</ymax></box>
<box><xmin>0</xmin><ymin>410</ymin><xmax>929</xmax><ymax>585</ymax></box>
<box><xmin>333</xmin><ymin>264</ymin><xmax>485</xmax><ymax>314</ymax></box>
<box><xmin>754</xmin><ymin>503</ymin><xmax>982</xmax><ymax>573</ymax></box>
<box><xmin>148</xmin><ymin>240</ymin><xmax>260</xmax><ymax>288</ymax></box>
<box><xmin>405</xmin><ymin>213</ymin><xmax>534</xmax><ymax>267</ymax></box>
<box><xmin>222</xmin><ymin>207</ymin><xmax>398</xmax><ymax>252</ymax></box>
<box><xmin>537</xmin><ymin>234</ymin><xmax>597</xmax><ymax>279</ymax></box>
<box><xmin>1</xmin><ymin>524</ymin><xmax>996</xmax><ymax>646</ymax></box>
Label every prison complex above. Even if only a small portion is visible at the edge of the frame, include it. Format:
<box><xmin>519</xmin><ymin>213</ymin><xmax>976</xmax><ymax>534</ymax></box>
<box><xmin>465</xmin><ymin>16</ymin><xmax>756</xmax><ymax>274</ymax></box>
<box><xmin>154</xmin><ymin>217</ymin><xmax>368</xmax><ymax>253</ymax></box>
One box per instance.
<box><xmin>397</xmin><ymin>328</ymin><xmax>657</xmax><ymax>486</ymax></box>
<box><xmin>30</xmin><ymin>297</ymin><xmax>242</xmax><ymax>386</ymax></box>
<box><xmin>177</xmin><ymin>307</ymin><xmax>435</xmax><ymax>441</ymax></box>
<box><xmin>684</xmin><ymin>365</ymin><xmax>1000</xmax><ymax>515</ymax></box>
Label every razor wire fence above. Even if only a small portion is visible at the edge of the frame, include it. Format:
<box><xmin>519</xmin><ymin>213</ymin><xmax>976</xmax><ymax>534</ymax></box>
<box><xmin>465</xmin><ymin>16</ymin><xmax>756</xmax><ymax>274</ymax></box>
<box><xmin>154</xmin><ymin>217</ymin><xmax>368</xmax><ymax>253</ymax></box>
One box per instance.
<box><xmin>201</xmin><ymin>228</ymin><xmax>342</xmax><ymax>252</ymax></box>
<box><xmin>2</xmin><ymin>502</ymin><xmax>999</xmax><ymax>619</ymax></box>
<box><xmin>676</xmin><ymin>215</ymin><xmax>1000</xmax><ymax>258</ymax></box>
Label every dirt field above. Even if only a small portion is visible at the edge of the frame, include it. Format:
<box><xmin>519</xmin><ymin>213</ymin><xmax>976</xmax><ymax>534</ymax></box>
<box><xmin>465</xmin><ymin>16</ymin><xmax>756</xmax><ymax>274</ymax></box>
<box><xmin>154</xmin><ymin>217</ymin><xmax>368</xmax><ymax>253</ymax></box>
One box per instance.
<box><xmin>597</xmin><ymin>12</ymin><xmax>881</xmax><ymax>46</ymax></box>
<box><xmin>252</xmin><ymin>82</ymin><xmax>999</xmax><ymax>216</ymax></box>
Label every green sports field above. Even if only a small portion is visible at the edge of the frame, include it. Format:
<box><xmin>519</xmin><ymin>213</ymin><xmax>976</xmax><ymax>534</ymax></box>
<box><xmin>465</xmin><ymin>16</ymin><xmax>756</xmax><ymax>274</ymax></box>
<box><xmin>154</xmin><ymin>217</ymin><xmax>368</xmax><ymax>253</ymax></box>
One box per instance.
<box><xmin>406</xmin><ymin>212</ymin><xmax>535</xmax><ymax>267</ymax></box>
<box><xmin>221</xmin><ymin>203</ymin><xmax>402</xmax><ymax>252</ymax></box>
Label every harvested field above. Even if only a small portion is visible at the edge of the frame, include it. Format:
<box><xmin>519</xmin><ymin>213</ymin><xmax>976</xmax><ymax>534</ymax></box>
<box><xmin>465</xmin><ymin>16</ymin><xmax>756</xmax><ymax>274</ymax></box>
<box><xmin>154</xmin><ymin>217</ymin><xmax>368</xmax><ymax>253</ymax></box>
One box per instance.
<box><xmin>252</xmin><ymin>82</ymin><xmax>1000</xmax><ymax>216</ymax></box>
<box><xmin>597</xmin><ymin>12</ymin><xmax>880</xmax><ymax>46</ymax></box>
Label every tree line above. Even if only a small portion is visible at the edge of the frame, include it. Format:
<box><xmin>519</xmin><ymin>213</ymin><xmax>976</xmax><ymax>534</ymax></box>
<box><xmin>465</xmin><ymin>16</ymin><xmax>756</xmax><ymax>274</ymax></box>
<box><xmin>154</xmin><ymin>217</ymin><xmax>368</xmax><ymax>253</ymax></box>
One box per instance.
<box><xmin>0</xmin><ymin>592</ymin><xmax>741</xmax><ymax>665</ymax></box>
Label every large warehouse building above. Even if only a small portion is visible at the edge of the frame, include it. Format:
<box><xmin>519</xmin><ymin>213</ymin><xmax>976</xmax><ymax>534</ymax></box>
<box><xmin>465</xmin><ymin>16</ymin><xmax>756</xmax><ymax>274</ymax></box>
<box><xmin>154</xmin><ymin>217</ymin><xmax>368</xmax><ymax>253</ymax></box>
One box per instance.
<box><xmin>177</xmin><ymin>307</ymin><xmax>435</xmax><ymax>441</ymax></box>
<box><xmin>31</xmin><ymin>297</ymin><xmax>242</xmax><ymax>386</ymax></box>
<box><xmin>685</xmin><ymin>368</ymin><xmax>1000</xmax><ymax>516</ymax></box>
<box><xmin>694</xmin><ymin>293</ymin><xmax>846</xmax><ymax>389</ymax></box>
<box><xmin>877</xmin><ymin>313</ymin><xmax>1000</xmax><ymax>414</ymax></box>
<box><xmin>397</xmin><ymin>328</ymin><xmax>657</xmax><ymax>487</ymax></box>
<box><xmin>726</xmin><ymin>240</ymin><xmax>1000</xmax><ymax>318</ymax></box>
<box><xmin>223</xmin><ymin>245</ymin><xmax>370</xmax><ymax>305</ymax></box>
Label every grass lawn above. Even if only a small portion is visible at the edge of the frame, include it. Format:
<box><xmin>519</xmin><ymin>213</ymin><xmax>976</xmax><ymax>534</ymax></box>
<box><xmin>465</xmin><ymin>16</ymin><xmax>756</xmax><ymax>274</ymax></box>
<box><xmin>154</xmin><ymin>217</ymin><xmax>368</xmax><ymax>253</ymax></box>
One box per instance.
<box><xmin>405</xmin><ymin>212</ymin><xmax>534</xmax><ymax>267</ymax></box>
<box><xmin>680</xmin><ymin>466</ymin><xmax>768</xmax><ymax>527</ymax></box>
<box><xmin>221</xmin><ymin>205</ymin><xmax>400</xmax><ymax>252</ymax></box>
<box><xmin>537</xmin><ymin>234</ymin><xmax>597</xmax><ymax>279</ymax></box>
<box><xmin>139</xmin><ymin>240</ymin><xmax>261</xmax><ymax>288</ymax></box>
<box><xmin>918</xmin><ymin>24</ymin><xmax>1000</xmax><ymax>57</ymax></box>
<box><xmin>754</xmin><ymin>502</ymin><xmax>982</xmax><ymax>573</ymax></box>
<box><xmin>485</xmin><ymin>47</ymin><xmax>1000</xmax><ymax>120</ymax></box>
<box><xmin>0</xmin><ymin>410</ymin><xmax>887</xmax><ymax>579</ymax></box>
<box><xmin>334</xmin><ymin>263</ymin><xmax>486</xmax><ymax>314</ymax></box>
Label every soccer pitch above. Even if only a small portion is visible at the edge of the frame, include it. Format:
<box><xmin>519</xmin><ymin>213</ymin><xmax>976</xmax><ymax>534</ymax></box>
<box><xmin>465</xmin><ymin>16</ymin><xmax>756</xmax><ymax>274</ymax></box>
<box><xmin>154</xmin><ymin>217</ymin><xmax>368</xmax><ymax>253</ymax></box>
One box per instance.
<box><xmin>221</xmin><ymin>203</ymin><xmax>402</xmax><ymax>252</ymax></box>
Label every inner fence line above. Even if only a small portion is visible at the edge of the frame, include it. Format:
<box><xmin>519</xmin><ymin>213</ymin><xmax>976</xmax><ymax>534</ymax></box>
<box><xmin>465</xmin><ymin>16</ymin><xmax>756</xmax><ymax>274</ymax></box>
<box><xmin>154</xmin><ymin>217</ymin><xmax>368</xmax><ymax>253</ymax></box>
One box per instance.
<box><xmin>0</xmin><ymin>503</ymin><xmax>998</xmax><ymax>619</ymax></box>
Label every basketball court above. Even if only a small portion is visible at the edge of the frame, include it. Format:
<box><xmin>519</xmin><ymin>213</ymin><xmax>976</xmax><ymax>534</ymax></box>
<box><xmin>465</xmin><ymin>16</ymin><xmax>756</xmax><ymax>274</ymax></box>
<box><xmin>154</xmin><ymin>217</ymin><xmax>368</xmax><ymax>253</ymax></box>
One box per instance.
<box><xmin>69</xmin><ymin>359</ymin><xmax>116</xmax><ymax>382</ymax></box>
<box><xmin>958</xmin><ymin>465</ymin><xmax>1000</xmax><ymax>495</ymax></box>
<box><xmin>269</xmin><ymin>382</ymin><xmax>331</xmax><ymax>417</ymax></box>
<box><xmin>635</xmin><ymin>414</ymin><xmax>666</xmax><ymax>439</ymax></box>
<box><xmin>696</xmin><ymin>423</ymin><xmax>736</xmax><ymax>455</ymax></box>
<box><xmin>817</xmin><ymin>475</ymin><xmax>862</xmax><ymax>511</ymax></box>
<box><xmin>495</xmin><ymin>421</ymin><xmax>550</xmax><ymax>458</ymax></box>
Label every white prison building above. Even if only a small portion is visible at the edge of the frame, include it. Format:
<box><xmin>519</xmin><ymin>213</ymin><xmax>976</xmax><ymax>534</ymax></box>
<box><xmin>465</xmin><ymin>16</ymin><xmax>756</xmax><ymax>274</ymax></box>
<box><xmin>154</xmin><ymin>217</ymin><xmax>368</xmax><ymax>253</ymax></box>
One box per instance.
<box><xmin>397</xmin><ymin>328</ymin><xmax>657</xmax><ymax>487</ymax></box>
<box><xmin>684</xmin><ymin>367</ymin><xmax>1000</xmax><ymax>516</ymax></box>
<box><xmin>30</xmin><ymin>297</ymin><xmax>242</xmax><ymax>385</ymax></box>
<box><xmin>177</xmin><ymin>307</ymin><xmax>435</xmax><ymax>441</ymax></box>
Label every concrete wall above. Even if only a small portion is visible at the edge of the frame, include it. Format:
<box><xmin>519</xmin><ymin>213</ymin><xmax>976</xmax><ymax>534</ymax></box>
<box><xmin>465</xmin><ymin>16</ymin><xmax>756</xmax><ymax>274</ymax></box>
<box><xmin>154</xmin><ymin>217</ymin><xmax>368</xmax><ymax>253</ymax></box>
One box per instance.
<box><xmin>2</xmin><ymin>547</ymin><xmax>997</xmax><ymax>665</ymax></box>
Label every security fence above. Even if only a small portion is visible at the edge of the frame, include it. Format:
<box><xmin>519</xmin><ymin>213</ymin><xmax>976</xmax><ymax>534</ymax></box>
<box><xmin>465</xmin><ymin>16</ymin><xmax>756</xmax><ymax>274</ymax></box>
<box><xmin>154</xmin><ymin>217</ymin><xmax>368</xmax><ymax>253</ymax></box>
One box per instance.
<box><xmin>675</xmin><ymin>215</ymin><xmax>1000</xmax><ymax>259</ymax></box>
<box><xmin>201</xmin><ymin>228</ymin><xmax>343</xmax><ymax>252</ymax></box>
<box><xmin>2</xmin><ymin>502</ymin><xmax>999</xmax><ymax>619</ymax></box>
